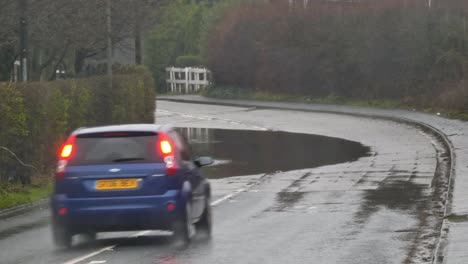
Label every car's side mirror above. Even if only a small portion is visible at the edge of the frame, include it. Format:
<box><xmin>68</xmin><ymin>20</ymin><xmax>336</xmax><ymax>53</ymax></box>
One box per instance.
<box><xmin>194</xmin><ymin>156</ymin><xmax>214</xmax><ymax>167</ymax></box>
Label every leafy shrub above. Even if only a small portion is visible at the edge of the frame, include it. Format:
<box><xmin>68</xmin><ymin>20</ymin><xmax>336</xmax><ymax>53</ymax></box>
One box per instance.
<box><xmin>175</xmin><ymin>55</ymin><xmax>203</xmax><ymax>67</ymax></box>
<box><xmin>145</xmin><ymin>0</ymin><xmax>207</xmax><ymax>92</ymax></box>
<box><xmin>0</xmin><ymin>69</ymin><xmax>156</xmax><ymax>183</ymax></box>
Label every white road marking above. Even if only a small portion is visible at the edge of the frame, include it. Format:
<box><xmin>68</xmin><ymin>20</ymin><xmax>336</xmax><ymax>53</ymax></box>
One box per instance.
<box><xmin>129</xmin><ymin>230</ymin><xmax>152</xmax><ymax>237</ymax></box>
<box><xmin>62</xmin><ymin>246</ymin><xmax>114</xmax><ymax>264</ymax></box>
<box><xmin>210</xmin><ymin>188</ymin><xmax>246</xmax><ymax>206</ymax></box>
<box><xmin>61</xmin><ymin>186</ymin><xmax>250</xmax><ymax>264</ymax></box>
<box><xmin>88</xmin><ymin>261</ymin><xmax>106</xmax><ymax>264</ymax></box>
<box><xmin>156</xmin><ymin>109</ymin><xmax>269</xmax><ymax>131</ymax></box>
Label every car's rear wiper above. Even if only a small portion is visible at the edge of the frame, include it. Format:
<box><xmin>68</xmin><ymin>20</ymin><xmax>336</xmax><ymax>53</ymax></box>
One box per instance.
<box><xmin>112</xmin><ymin>157</ymin><xmax>146</xmax><ymax>162</ymax></box>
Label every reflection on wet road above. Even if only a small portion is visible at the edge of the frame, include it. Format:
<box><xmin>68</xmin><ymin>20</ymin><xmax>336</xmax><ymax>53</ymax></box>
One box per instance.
<box><xmin>178</xmin><ymin>128</ymin><xmax>370</xmax><ymax>178</ymax></box>
<box><xmin>0</xmin><ymin>101</ymin><xmax>448</xmax><ymax>264</ymax></box>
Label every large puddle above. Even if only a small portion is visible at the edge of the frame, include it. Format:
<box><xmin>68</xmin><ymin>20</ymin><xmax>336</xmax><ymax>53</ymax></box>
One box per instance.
<box><xmin>178</xmin><ymin>128</ymin><xmax>371</xmax><ymax>179</ymax></box>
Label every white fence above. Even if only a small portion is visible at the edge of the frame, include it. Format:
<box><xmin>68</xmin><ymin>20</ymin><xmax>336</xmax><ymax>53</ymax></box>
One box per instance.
<box><xmin>166</xmin><ymin>67</ymin><xmax>211</xmax><ymax>93</ymax></box>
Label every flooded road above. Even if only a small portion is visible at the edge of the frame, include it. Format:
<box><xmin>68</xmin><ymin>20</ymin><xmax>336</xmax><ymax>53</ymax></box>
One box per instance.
<box><xmin>0</xmin><ymin>100</ymin><xmax>446</xmax><ymax>264</ymax></box>
<box><xmin>179</xmin><ymin>128</ymin><xmax>370</xmax><ymax>178</ymax></box>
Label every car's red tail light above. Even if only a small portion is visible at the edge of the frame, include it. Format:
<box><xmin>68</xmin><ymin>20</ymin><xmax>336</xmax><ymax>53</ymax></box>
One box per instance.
<box><xmin>164</xmin><ymin>155</ymin><xmax>176</xmax><ymax>176</ymax></box>
<box><xmin>56</xmin><ymin>136</ymin><xmax>75</xmax><ymax>179</ymax></box>
<box><xmin>166</xmin><ymin>202</ymin><xmax>175</xmax><ymax>211</ymax></box>
<box><xmin>60</xmin><ymin>144</ymin><xmax>73</xmax><ymax>159</ymax></box>
<box><xmin>158</xmin><ymin>133</ymin><xmax>177</xmax><ymax>176</ymax></box>
<box><xmin>55</xmin><ymin>160</ymin><xmax>68</xmax><ymax>178</ymax></box>
<box><xmin>160</xmin><ymin>140</ymin><xmax>173</xmax><ymax>155</ymax></box>
<box><xmin>58</xmin><ymin>136</ymin><xmax>76</xmax><ymax>160</ymax></box>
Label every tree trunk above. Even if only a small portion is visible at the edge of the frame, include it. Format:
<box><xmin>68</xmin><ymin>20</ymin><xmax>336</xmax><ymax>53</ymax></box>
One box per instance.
<box><xmin>74</xmin><ymin>49</ymin><xmax>87</xmax><ymax>77</ymax></box>
<box><xmin>135</xmin><ymin>23</ymin><xmax>142</xmax><ymax>65</ymax></box>
<box><xmin>134</xmin><ymin>1</ymin><xmax>142</xmax><ymax>65</ymax></box>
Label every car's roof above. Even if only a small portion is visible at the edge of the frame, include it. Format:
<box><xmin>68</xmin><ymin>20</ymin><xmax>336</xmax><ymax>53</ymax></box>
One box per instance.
<box><xmin>73</xmin><ymin>124</ymin><xmax>171</xmax><ymax>135</ymax></box>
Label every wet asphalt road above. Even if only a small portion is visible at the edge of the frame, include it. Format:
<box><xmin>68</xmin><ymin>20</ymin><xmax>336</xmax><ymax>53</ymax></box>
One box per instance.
<box><xmin>0</xmin><ymin>100</ymin><xmax>445</xmax><ymax>264</ymax></box>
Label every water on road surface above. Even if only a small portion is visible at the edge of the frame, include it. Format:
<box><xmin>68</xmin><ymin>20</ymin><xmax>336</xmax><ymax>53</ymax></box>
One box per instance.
<box><xmin>178</xmin><ymin>127</ymin><xmax>370</xmax><ymax>178</ymax></box>
<box><xmin>0</xmin><ymin>100</ymin><xmax>448</xmax><ymax>264</ymax></box>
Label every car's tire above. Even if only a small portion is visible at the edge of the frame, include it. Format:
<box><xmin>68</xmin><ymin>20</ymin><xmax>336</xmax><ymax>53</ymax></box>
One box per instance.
<box><xmin>172</xmin><ymin>201</ymin><xmax>194</xmax><ymax>245</ymax></box>
<box><xmin>195</xmin><ymin>197</ymin><xmax>212</xmax><ymax>237</ymax></box>
<box><xmin>52</xmin><ymin>222</ymin><xmax>72</xmax><ymax>249</ymax></box>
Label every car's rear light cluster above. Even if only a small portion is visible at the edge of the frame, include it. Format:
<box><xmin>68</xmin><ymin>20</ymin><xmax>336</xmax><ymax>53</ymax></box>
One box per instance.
<box><xmin>56</xmin><ymin>136</ymin><xmax>75</xmax><ymax>180</ymax></box>
<box><xmin>158</xmin><ymin>133</ymin><xmax>177</xmax><ymax>176</ymax></box>
<box><xmin>60</xmin><ymin>144</ymin><xmax>73</xmax><ymax>159</ymax></box>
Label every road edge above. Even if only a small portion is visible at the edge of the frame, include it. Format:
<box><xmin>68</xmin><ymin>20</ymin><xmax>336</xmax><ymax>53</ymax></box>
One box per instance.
<box><xmin>157</xmin><ymin>96</ymin><xmax>455</xmax><ymax>263</ymax></box>
<box><xmin>0</xmin><ymin>198</ymin><xmax>48</xmax><ymax>220</ymax></box>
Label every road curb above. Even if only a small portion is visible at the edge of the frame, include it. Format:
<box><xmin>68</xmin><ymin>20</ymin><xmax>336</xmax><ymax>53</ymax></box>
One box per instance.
<box><xmin>0</xmin><ymin>198</ymin><xmax>49</xmax><ymax>220</ymax></box>
<box><xmin>158</xmin><ymin>96</ymin><xmax>455</xmax><ymax>263</ymax></box>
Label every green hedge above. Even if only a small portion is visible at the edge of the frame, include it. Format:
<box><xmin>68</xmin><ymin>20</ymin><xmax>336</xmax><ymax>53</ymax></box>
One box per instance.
<box><xmin>175</xmin><ymin>55</ymin><xmax>203</xmax><ymax>67</ymax></box>
<box><xmin>0</xmin><ymin>70</ymin><xmax>156</xmax><ymax>183</ymax></box>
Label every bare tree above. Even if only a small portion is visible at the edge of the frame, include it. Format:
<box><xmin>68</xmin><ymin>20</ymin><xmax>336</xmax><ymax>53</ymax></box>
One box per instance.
<box><xmin>0</xmin><ymin>0</ymin><xmax>163</xmax><ymax>81</ymax></box>
<box><xmin>0</xmin><ymin>0</ymin><xmax>19</xmax><ymax>49</ymax></box>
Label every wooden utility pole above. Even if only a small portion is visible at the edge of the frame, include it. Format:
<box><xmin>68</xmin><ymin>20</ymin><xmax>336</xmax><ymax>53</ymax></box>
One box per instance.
<box><xmin>106</xmin><ymin>0</ymin><xmax>113</xmax><ymax>89</ymax></box>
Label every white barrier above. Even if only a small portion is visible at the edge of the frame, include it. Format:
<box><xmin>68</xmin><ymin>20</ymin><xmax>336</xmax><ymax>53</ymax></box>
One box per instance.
<box><xmin>166</xmin><ymin>67</ymin><xmax>211</xmax><ymax>93</ymax></box>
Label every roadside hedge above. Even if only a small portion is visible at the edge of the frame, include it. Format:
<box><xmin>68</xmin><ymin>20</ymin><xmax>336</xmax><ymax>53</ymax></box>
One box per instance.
<box><xmin>175</xmin><ymin>55</ymin><xmax>203</xmax><ymax>68</ymax></box>
<box><xmin>0</xmin><ymin>69</ymin><xmax>156</xmax><ymax>183</ymax></box>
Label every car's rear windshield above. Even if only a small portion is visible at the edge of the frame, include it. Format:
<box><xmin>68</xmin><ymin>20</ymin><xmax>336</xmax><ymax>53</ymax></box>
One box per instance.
<box><xmin>68</xmin><ymin>132</ymin><xmax>162</xmax><ymax>166</ymax></box>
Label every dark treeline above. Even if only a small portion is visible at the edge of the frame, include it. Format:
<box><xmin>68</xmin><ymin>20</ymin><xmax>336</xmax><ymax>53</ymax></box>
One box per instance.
<box><xmin>205</xmin><ymin>0</ymin><xmax>468</xmax><ymax>110</ymax></box>
<box><xmin>0</xmin><ymin>0</ymin><xmax>163</xmax><ymax>82</ymax></box>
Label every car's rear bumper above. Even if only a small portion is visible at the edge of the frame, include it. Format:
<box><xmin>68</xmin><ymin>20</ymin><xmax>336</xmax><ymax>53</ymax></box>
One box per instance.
<box><xmin>51</xmin><ymin>190</ymin><xmax>182</xmax><ymax>233</ymax></box>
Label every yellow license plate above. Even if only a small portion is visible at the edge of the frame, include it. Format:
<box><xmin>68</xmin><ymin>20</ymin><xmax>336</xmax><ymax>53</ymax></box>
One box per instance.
<box><xmin>95</xmin><ymin>179</ymin><xmax>138</xmax><ymax>190</ymax></box>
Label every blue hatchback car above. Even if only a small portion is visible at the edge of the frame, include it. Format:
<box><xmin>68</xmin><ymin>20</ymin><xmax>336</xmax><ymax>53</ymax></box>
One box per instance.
<box><xmin>51</xmin><ymin>124</ymin><xmax>213</xmax><ymax>248</ymax></box>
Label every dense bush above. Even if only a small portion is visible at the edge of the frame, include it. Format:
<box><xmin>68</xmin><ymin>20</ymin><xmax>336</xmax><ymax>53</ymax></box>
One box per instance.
<box><xmin>204</xmin><ymin>0</ymin><xmax>468</xmax><ymax>111</ymax></box>
<box><xmin>0</xmin><ymin>70</ymin><xmax>156</xmax><ymax>183</ymax></box>
<box><xmin>0</xmin><ymin>84</ymin><xmax>29</xmax><ymax>184</ymax></box>
<box><xmin>176</xmin><ymin>55</ymin><xmax>203</xmax><ymax>67</ymax></box>
<box><xmin>145</xmin><ymin>0</ymin><xmax>210</xmax><ymax>91</ymax></box>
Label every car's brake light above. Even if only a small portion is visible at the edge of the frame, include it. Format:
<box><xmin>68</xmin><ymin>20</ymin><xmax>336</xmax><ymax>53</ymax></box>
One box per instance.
<box><xmin>60</xmin><ymin>144</ymin><xmax>73</xmax><ymax>159</ymax></box>
<box><xmin>158</xmin><ymin>133</ymin><xmax>177</xmax><ymax>176</ymax></box>
<box><xmin>56</xmin><ymin>136</ymin><xmax>75</xmax><ymax>179</ymax></box>
<box><xmin>103</xmin><ymin>132</ymin><xmax>129</xmax><ymax>137</ymax></box>
<box><xmin>58</xmin><ymin>136</ymin><xmax>76</xmax><ymax>160</ymax></box>
<box><xmin>160</xmin><ymin>140</ymin><xmax>172</xmax><ymax>155</ymax></box>
<box><xmin>58</xmin><ymin>207</ymin><xmax>67</xmax><ymax>215</ymax></box>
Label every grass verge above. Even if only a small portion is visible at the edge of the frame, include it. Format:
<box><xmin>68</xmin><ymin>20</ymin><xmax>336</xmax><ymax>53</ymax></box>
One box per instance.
<box><xmin>0</xmin><ymin>177</ymin><xmax>52</xmax><ymax>210</ymax></box>
<box><xmin>198</xmin><ymin>86</ymin><xmax>468</xmax><ymax>121</ymax></box>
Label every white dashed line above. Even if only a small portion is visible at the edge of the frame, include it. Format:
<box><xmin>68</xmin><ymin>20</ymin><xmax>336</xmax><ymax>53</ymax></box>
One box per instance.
<box><xmin>61</xmin><ymin>186</ymin><xmax>250</xmax><ymax>264</ymax></box>
<box><xmin>129</xmin><ymin>230</ymin><xmax>152</xmax><ymax>238</ymax></box>
<box><xmin>211</xmin><ymin>188</ymin><xmax>246</xmax><ymax>206</ymax></box>
<box><xmin>62</xmin><ymin>246</ymin><xmax>114</xmax><ymax>264</ymax></box>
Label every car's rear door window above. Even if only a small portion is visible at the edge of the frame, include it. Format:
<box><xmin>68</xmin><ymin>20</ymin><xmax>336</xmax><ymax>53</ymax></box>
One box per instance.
<box><xmin>68</xmin><ymin>132</ymin><xmax>162</xmax><ymax>166</ymax></box>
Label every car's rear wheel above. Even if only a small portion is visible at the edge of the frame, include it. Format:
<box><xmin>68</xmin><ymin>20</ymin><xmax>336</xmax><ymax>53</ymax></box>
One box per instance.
<box><xmin>195</xmin><ymin>197</ymin><xmax>212</xmax><ymax>237</ymax></box>
<box><xmin>172</xmin><ymin>201</ymin><xmax>194</xmax><ymax>244</ymax></box>
<box><xmin>52</xmin><ymin>222</ymin><xmax>72</xmax><ymax>249</ymax></box>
